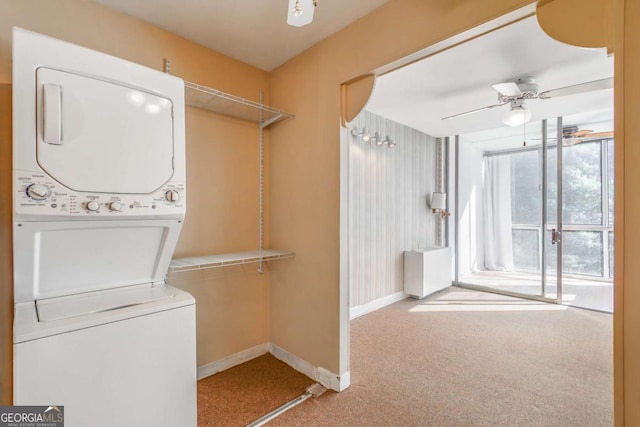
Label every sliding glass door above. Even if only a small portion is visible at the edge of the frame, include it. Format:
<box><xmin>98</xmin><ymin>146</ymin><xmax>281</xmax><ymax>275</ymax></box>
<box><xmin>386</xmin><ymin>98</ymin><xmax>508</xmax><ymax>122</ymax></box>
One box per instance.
<box><xmin>456</xmin><ymin>119</ymin><xmax>555</xmax><ymax>300</ymax></box>
<box><xmin>543</xmin><ymin>118</ymin><xmax>562</xmax><ymax>302</ymax></box>
<box><xmin>547</xmin><ymin>117</ymin><xmax>614</xmax><ymax>311</ymax></box>
<box><xmin>456</xmin><ymin>116</ymin><xmax>614</xmax><ymax>312</ymax></box>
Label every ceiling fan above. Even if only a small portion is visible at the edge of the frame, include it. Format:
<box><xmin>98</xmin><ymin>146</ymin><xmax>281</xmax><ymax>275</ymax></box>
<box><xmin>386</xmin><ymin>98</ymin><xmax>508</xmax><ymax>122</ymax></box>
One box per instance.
<box><xmin>288</xmin><ymin>0</ymin><xmax>318</xmax><ymax>27</ymax></box>
<box><xmin>535</xmin><ymin>125</ymin><xmax>615</xmax><ymax>146</ymax></box>
<box><xmin>442</xmin><ymin>76</ymin><xmax>614</xmax><ymax>126</ymax></box>
<box><xmin>561</xmin><ymin>126</ymin><xmax>614</xmax><ymax>145</ymax></box>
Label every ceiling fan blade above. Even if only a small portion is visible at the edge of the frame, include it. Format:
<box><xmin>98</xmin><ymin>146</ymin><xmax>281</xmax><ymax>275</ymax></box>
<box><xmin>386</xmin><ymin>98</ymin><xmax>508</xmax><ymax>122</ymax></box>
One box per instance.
<box><xmin>531</xmin><ymin>131</ymin><xmax>613</xmax><ymax>144</ymax></box>
<box><xmin>442</xmin><ymin>102</ymin><xmax>507</xmax><ymax>120</ymax></box>
<box><xmin>564</xmin><ymin>132</ymin><xmax>614</xmax><ymax>146</ymax></box>
<box><xmin>584</xmin><ymin>131</ymin><xmax>614</xmax><ymax>138</ymax></box>
<box><xmin>540</xmin><ymin>77</ymin><xmax>613</xmax><ymax>98</ymax></box>
<box><xmin>287</xmin><ymin>0</ymin><xmax>315</xmax><ymax>27</ymax></box>
<box><xmin>571</xmin><ymin>130</ymin><xmax>594</xmax><ymax>137</ymax></box>
<box><xmin>492</xmin><ymin>82</ymin><xmax>522</xmax><ymax>97</ymax></box>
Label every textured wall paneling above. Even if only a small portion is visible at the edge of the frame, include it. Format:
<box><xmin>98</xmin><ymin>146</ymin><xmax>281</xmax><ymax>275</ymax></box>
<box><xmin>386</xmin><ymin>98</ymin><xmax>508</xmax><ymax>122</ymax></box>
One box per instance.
<box><xmin>348</xmin><ymin>111</ymin><xmax>437</xmax><ymax>307</ymax></box>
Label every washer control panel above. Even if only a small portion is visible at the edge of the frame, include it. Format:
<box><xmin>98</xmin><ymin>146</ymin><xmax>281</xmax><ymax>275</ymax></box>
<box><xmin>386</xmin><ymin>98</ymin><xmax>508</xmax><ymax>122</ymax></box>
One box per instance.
<box><xmin>15</xmin><ymin>171</ymin><xmax>185</xmax><ymax>218</ymax></box>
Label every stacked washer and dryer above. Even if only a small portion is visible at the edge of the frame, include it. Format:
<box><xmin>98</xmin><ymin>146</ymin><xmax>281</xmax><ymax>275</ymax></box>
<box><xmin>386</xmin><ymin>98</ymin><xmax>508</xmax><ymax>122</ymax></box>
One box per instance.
<box><xmin>12</xmin><ymin>28</ymin><xmax>197</xmax><ymax>426</ymax></box>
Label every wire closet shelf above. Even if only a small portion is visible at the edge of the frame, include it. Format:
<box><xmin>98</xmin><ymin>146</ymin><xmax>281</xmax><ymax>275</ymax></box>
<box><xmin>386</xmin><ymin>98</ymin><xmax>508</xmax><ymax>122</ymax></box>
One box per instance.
<box><xmin>171</xmin><ymin>77</ymin><xmax>296</xmax><ymax>273</ymax></box>
<box><xmin>184</xmin><ymin>81</ymin><xmax>294</xmax><ymax>128</ymax></box>
<box><xmin>169</xmin><ymin>250</ymin><xmax>295</xmax><ymax>272</ymax></box>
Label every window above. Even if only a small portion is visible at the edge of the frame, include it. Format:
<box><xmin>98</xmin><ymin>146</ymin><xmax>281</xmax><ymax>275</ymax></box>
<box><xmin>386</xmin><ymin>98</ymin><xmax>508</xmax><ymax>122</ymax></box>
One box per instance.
<box><xmin>512</xmin><ymin>229</ymin><xmax>539</xmax><ymax>271</ymax></box>
<box><xmin>488</xmin><ymin>138</ymin><xmax>614</xmax><ymax>280</ymax></box>
<box><xmin>562</xmin><ymin>142</ymin><xmax>602</xmax><ymax>225</ymax></box>
<box><xmin>607</xmin><ymin>139</ymin><xmax>614</xmax><ymax>227</ymax></box>
<box><xmin>562</xmin><ymin>231</ymin><xmax>604</xmax><ymax>276</ymax></box>
<box><xmin>510</xmin><ymin>151</ymin><xmax>541</xmax><ymax>225</ymax></box>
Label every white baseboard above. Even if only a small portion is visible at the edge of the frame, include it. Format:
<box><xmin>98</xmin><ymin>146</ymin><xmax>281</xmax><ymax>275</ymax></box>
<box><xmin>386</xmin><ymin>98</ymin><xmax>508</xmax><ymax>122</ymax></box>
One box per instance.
<box><xmin>196</xmin><ymin>342</ymin><xmax>351</xmax><ymax>392</ymax></box>
<box><xmin>350</xmin><ymin>291</ymin><xmax>407</xmax><ymax>320</ymax></box>
<box><xmin>269</xmin><ymin>343</ymin><xmax>350</xmax><ymax>392</ymax></box>
<box><xmin>337</xmin><ymin>370</ymin><xmax>350</xmax><ymax>392</ymax></box>
<box><xmin>269</xmin><ymin>343</ymin><xmax>317</xmax><ymax>384</ymax></box>
<box><xmin>197</xmin><ymin>343</ymin><xmax>269</xmax><ymax>380</ymax></box>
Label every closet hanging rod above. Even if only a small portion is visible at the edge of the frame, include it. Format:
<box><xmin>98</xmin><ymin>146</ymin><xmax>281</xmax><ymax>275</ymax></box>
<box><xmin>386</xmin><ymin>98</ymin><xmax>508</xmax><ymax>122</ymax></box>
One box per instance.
<box><xmin>184</xmin><ymin>81</ymin><xmax>294</xmax><ymax>128</ymax></box>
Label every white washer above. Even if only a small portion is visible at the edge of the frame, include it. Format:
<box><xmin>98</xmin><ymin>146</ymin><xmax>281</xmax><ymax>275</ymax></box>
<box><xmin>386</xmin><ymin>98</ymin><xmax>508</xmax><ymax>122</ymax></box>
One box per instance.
<box><xmin>12</xmin><ymin>28</ymin><xmax>196</xmax><ymax>427</ymax></box>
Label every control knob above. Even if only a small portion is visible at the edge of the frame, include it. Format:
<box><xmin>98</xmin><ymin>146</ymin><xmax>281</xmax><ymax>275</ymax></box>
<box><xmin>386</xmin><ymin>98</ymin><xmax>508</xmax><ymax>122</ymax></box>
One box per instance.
<box><xmin>165</xmin><ymin>190</ymin><xmax>180</xmax><ymax>202</ymax></box>
<box><xmin>86</xmin><ymin>201</ymin><xmax>100</xmax><ymax>212</ymax></box>
<box><xmin>26</xmin><ymin>184</ymin><xmax>50</xmax><ymax>201</ymax></box>
<box><xmin>109</xmin><ymin>202</ymin><xmax>122</xmax><ymax>212</ymax></box>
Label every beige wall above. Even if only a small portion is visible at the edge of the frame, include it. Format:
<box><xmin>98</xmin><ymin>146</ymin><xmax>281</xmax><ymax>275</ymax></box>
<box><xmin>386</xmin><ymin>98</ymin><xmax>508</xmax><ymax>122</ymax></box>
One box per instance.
<box><xmin>617</xmin><ymin>0</ymin><xmax>640</xmax><ymax>423</ymax></box>
<box><xmin>0</xmin><ymin>0</ymin><xmax>272</xmax><ymax>404</ymax></box>
<box><xmin>269</xmin><ymin>0</ymin><xmax>534</xmax><ymax>376</ymax></box>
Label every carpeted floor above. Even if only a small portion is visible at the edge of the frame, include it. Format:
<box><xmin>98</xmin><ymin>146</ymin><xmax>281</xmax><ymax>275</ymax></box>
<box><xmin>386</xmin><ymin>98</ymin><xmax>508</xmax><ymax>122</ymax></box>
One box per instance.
<box><xmin>199</xmin><ymin>287</ymin><xmax>613</xmax><ymax>426</ymax></box>
<box><xmin>197</xmin><ymin>354</ymin><xmax>313</xmax><ymax>426</ymax></box>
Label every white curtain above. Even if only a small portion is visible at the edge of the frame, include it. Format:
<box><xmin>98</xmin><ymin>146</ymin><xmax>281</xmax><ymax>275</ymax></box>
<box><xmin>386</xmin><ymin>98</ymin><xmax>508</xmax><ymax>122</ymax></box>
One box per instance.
<box><xmin>482</xmin><ymin>155</ymin><xmax>514</xmax><ymax>271</ymax></box>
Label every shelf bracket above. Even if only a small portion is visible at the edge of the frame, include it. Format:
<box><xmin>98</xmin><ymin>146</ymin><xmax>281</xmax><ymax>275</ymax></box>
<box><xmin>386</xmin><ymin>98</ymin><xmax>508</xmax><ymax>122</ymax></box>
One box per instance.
<box><xmin>261</xmin><ymin>113</ymin><xmax>284</xmax><ymax>129</ymax></box>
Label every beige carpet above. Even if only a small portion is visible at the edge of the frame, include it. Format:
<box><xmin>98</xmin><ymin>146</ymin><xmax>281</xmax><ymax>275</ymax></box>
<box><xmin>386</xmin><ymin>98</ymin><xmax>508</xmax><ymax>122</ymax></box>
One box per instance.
<box><xmin>272</xmin><ymin>287</ymin><xmax>613</xmax><ymax>426</ymax></box>
<box><xmin>198</xmin><ymin>287</ymin><xmax>612</xmax><ymax>426</ymax></box>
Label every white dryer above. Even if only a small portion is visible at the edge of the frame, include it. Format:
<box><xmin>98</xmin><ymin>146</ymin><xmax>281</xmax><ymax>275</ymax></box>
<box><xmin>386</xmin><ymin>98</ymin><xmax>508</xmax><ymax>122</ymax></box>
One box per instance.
<box><xmin>12</xmin><ymin>28</ymin><xmax>196</xmax><ymax>427</ymax></box>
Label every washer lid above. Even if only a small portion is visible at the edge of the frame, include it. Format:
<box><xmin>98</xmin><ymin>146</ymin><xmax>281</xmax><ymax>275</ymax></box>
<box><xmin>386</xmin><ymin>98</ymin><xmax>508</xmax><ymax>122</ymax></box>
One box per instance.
<box><xmin>36</xmin><ymin>285</ymin><xmax>174</xmax><ymax>322</ymax></box>
<box><xmin>36</xmin><ymin>67</ymin><xmax>174</xmax><ymax>194</ymax></box>
<box><xmin>13</xmin><ymin>220</ymin><xmax>184</xmax><ymax>304</ymax></box>
<box><xmin>13</xmin><ymin>285</ymin><xmax>195</xmax><ymax>344</ymax></box>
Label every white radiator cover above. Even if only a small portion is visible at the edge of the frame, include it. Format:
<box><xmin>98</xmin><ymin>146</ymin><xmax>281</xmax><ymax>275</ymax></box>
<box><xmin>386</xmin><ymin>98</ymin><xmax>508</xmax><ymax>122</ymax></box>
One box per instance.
<box><xmin>403</xmin><ymin>247</ymin><xmax>452</xmax><ymax>298</ymax></box>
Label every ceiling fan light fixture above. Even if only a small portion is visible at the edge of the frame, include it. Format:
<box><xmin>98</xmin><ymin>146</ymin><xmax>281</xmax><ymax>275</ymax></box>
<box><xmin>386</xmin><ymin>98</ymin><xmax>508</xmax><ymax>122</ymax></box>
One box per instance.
<box><xmin>502</xmin><ymin>105</ymin><xmax>532</xmax><ymax>127</ymax></box>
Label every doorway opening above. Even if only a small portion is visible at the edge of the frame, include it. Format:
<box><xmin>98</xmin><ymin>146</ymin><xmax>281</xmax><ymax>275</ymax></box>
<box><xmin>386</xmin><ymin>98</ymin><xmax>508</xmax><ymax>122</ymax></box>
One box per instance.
<box><xmin>345</xmin><ymin>13</ymin><xmax>614</xmax><ymax>314</ymax></box>
<box><xmin>339</xmin><ymin>10</ymin><xmax>614</xmax><ymax>421</ymax></box>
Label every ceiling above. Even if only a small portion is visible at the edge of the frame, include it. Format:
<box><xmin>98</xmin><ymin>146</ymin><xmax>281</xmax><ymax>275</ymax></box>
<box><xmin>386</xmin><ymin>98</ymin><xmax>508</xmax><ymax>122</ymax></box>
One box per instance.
<box><xmin>95</xmin><ymin>0</ymin><xmax>390</xmax><ymax>71</ymax></box>
<box><xmin>461</xmin><ymin>109</ymin><xmax>614</xmax><ymax>151</ymax></box>
<box><xmin>365</xmin><ymin>16</ymin><xmax>614</xmax><ymax>142</ymax></box>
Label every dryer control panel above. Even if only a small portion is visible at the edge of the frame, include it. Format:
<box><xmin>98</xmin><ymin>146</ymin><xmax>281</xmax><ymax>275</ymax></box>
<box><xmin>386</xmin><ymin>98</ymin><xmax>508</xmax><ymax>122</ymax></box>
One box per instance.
<box><xmin>14</xmin><ymin>170</ymin><xmax>186</xmax><ymax>219</ymax></box>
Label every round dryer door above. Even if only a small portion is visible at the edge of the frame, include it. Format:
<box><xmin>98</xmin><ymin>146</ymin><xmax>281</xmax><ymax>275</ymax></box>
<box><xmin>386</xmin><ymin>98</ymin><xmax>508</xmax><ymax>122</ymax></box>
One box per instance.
<box><xmin>36</xmin><ymin>67</ymin><xmax>174</xmax><ymax>194</ymax></box>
